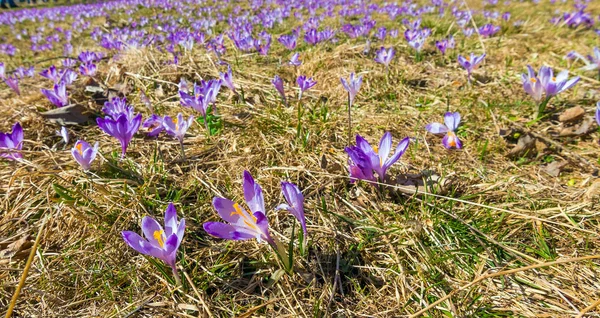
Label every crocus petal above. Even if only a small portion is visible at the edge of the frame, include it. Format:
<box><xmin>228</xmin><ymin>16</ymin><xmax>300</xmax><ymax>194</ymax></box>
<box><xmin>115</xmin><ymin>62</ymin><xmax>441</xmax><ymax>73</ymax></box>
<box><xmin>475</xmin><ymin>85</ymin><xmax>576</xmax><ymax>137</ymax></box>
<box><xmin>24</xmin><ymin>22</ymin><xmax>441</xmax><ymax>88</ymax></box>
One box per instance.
<box><xmin>280</xmin><ymin>182</ymin><xmax>307</xmax><ymax>235</ymax></box>
<box><xmin>163</xmin><ymin>203</ymin><xmax>178</xmax><ymax>237</ymax></box>
<box><xmin>444</xmin><ymin>112</ymin><xmax>461</xmax><ymax>131</ymax></box>
<box><xmin>141</xmin><ymin>216</ymin><xmax>166</xmax><ymax>249</ymax></box>
<box><xmin>559</xmin><ymin>76</ymin><xmax>580</xmax><ymax>93</ymax></box>
<box><xmin>203</xmin><ymin>222</ymin><xmax>256</xmax><ymax>240</ymax></box>
<box><xmin>425</xmin><ymin>123</ymin><xmax>449</xmax><ymax>134</ymax></box>
<box><xmin>122</xmin><ymin>231</ymin><xmax>151</xmax><ymax>256</ymax></box>
<box><xmin>242</xmin><ymin>170</ymin><xmax>265</xmax><ymax>214</ymax></box>
<box><xmin>378</xmin><ymin>132</ymin><xmax>392</xmax><ymax>164</ymax></box>
<box><xmin>383</xmin><ymin>137</ymin><xmax>410</xmax><ymax>169</ymax></box>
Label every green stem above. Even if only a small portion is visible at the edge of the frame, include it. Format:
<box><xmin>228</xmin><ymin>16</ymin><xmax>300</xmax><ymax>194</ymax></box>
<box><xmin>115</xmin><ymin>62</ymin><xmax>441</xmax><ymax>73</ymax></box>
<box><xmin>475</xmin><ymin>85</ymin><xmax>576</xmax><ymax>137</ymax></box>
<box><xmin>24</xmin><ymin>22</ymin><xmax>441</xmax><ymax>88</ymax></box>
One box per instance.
<box><xmin>536</xmin><ymin>96</ymin><xmax>552</xmax><ymax>119</ymax></box>
<box><xmin>347</xmin><ymin>93</ymin><xmax>352</xmax><ymax>147</ymax></box>
<box><xmin>270</xmin><ymin>237</ymin><xmax>292</xmax><ymax>274</ymax></box>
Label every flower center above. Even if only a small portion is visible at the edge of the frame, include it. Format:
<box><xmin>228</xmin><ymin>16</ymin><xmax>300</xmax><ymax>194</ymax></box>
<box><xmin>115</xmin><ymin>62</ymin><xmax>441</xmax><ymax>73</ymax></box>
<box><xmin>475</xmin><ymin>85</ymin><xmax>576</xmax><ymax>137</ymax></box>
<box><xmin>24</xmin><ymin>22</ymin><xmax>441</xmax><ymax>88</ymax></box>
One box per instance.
<box><xmin>76</xmin><ymin>143</ymin><xmax>83</xmax><ymax>155</ymax></box>
<box><xmin>230</xmin><ymin>203</ymin><xmax>258</xmax><ymax>230</ymax></box>
<box><xmin>447</xmin><ymin>132</ymin><xmax>457</xmax><ymax>147</ymax></box>
<box><xmin>530</xmin><ymin>77</ymin><xmax>537</xmax><ymax>83</ymax></box>
<box><xmin>153</xmin><ymin>230</ymin><xmax>165</xmax><ymax>248</ymax></box>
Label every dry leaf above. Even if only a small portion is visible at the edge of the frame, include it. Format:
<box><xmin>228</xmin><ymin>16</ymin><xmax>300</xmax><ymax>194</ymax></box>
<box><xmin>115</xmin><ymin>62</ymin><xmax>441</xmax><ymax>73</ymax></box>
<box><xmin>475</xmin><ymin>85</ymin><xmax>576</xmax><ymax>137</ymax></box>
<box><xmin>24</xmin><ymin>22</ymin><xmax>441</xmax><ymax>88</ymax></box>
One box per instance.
<box><xmin>558</xmin><ymin>106</ymin><xmax>585</xmax><ymax>123</ymax></box>
<box><xmin>0</xmin><ymin>235</ymin><xmax>32</xmax><ymax>264</ymax></box>
<box><xmin>40</xmin><ymin>104</ymin><xmax>94</xmax><ymax>126</ymax></box>
<box><xmin>507</xmin><ymin>134</ymin><xmax>536</xmax><ymax>158</ymax></box>
<box><xmin>559</xmin><ymin>118</ymin><xmax>595</xmax><ymax>137</ymax></box>
<box><xmin>543</xmin><ymin>161</ymin><xmax>568</xmax><ymax>177</ymax></box>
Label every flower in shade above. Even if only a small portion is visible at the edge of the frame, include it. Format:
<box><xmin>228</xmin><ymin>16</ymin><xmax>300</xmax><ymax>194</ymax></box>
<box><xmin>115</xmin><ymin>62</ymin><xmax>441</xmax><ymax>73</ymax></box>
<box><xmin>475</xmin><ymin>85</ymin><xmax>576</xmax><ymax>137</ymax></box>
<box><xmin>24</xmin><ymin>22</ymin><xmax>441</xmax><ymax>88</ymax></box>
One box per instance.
<box><xmin>71</xmin><ymin>140</ymin><xmax>99</xmax><ymax>170</ymax></box>
<box><xmin>4</xmin><ymin>75</ymin><xmax>20</xmax><ymax>95</ymax></box>
<box><xmin>425</xmin><ymin>112</ymin><xmax>463</xmax><ymax>149</ymax></box>
<box><xmin>219</xmin><ymin>67</ymin><xmax>237</xmax><ymax>94</ymax></box>
<box><xmin>57</xmin><ymin>126</ymin><xmax>69</xmax><ymax>144</ymax></box>
<box><xmin>374</xmin><ymin>46</ymin><xmax>395</xmax><ymax>69</ymax></box>
<box><xmin>163</xmin><ymin>113</ymin><xmax>194</xmax><ymax>144</ymax></box>
<box><xmin>0</xmin><ymin>122</ymin><xmax>23</xmax><ymax>161</ymax></box>
<box><xmin>204</xmin><ymin>171</ymin><xmax>273</xmax><ymax>244</ymax></box>
<box><xmin>96</xmin><ymin>113</ymin><xmax>142</xmax><ymax>158</ymax></box>
<box><xmin>142</xmin><ymin>114</ymin><xmax>165</xmax><ymax>137</ymax></box>
<box><xmin>289</xmin><ymin>52</ymin><xmax>301</xmax><ymax>66</ymax></box>
<box><xmin>122</xmin><ymin>203</ymin><xmax>185</xmax><ymax>278</ymax></box>
<box><xmin>271</xmin><ymin>75</ymin><xmax>287</xmax><ymax>106</ymax></box>
<box><xmin>41</xmin><ymin>81</ymin><xmax>68</xmax><ymax>107</ymax></box>
<box><xmin>340</xmin><ymin>72</ymin><xmax>363</xmax><ymax>107</ymax></box>
<box><xmin>521</xmin><ymin>65</ymin><xmax>544</xmax><ymax>102</ymax></box>
<box><xmin>353</xmin><ymin>132</ymin><xmax>410</xmax><ymax>181</ymax></box>
<box><xmin>538</xmin><ymin>66</ymin><xmax>580</xmax><ymax>97</ymax></box>
<box><xmin>276</xmin><ymin>182</ymin><xmax>307</xmax><ymax>237</ymax></box>
<box><xmin>457</xmin><ymin>53</ymin><xmax>486</xmax><ymax>82</ymax></box>
<box><xmin>297</xmin><ymin>75</ymin><xmax>316</xmax><ymax>98</ymax></box>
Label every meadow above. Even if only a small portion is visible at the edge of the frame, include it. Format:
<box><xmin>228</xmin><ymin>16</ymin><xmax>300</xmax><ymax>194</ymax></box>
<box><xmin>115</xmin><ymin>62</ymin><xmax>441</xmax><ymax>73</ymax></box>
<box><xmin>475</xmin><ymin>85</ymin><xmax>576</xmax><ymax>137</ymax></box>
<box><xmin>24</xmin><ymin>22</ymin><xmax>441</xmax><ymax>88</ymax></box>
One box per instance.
<box><xmin>1</xmin><ymin>0</ymin><xmax>600</xmax><ymax>316</ymax></box>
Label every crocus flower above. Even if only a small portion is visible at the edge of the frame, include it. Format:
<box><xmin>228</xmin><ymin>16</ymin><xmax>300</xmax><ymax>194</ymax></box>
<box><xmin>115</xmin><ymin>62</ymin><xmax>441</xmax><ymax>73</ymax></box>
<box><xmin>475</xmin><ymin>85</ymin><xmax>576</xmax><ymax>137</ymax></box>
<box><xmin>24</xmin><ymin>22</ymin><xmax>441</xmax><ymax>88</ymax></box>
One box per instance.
<box><xmin>96</xmin><ymin>113</ymin><xmax>142</xmax><ymax>158</ymax></box>
<box><xmin>345</xmin><ymin>145</ymin><xmax>376</xmax><ymax>183</ymax></box>
<box><xmin>220</xmin><ymin>67</ymin><xmax>237</xmax><ymax>95</ymax></box>
<box><xmin>79</xmin><ymin>62</ymin><xmax>97</xmax><ymax>77</ymax></box>
<box><xmin>374</xmin><ymin>47</ymin><xmax>395</xmax><ymax>71</ymax></box>
<box><xmin>41</xmin><ymin>81</ymin><xmax>69</xmax><ymax>107</ymax></box>
<box><xmin>0</xmin><ymin>122</ymin><xmax>23</xmax><ymax>161</ymax></box>
<box><xmin>142</xmin><ymin>114</ymin><xmax>165</xmax><ymax>137</ymax></box>
<box><xmin>162</xmin><ymin>113</ymin><xmax>194</xmax><ymax>157</ymax></box>
<box><xmin>457</xmin><ymin>53</ymin><xmax>486</xmax><ymax>82</ymax></box>
<box><xmin>71</xmin><ymin>140</ymin><xmax>99</xmax><ymax>170</ymax></box>
<box><xmin>61</xmin><ymin>69</ymin><xmax>78</xmax><ymax>85</ymax></box>
<box><xmin>435</xmin><ymin>36</ymin><xmax>455</xmax><ymax>55</ymax></box>
<box><xmin>58</xmin><ymin>126</ymin><xmax>69</xmax><ymax>144</ymax></box>
<box><xmin>103</xmin><ymin>97</ymin><xmax>134</xmax><ymax>120</ymax></box>
<box><xmin>204</xmin><ymin>171</ymin><xmax>273</xmax><ymax>243</ymax></box>
<box><xmin>0</xmin><ymin>62</ymin><xmax>4</xmax><ymax>79</ymax></box>
<box><xmin>340</xmin><ymin>73</ymin><xmax>363</xmax><ymax>107</ymax></box>
<box><xmin>277</xmin><ymin>182</ymin><xmax>307</xmax><ymax>237</ymax></box>
<box><xmin>40</xmin><ymin>65</ymin><xmax>61</xmax><ymax>82</ymax></box>
<box><xmin>297</xmin><ymin>75</ymin><xmax>316</xmax><ymax>99</ymax></box>
<box><xmin>354</xmin><ymin>133</ymin><xmax>410</xmax><ymax>181</ymax></box>
<box><xmin>278</xmin><ymin>34</ymin><xmax>297</xmax><ymax>50</ymax></box>
<box><xmin>4</xmin><ymin>75</ymin><xmax>20</xmax><ymax>95</ymax></box>
<box><xmin>538</xmin><ymin>66</ymin><xmax>580</xmax><ymax>97</ymax></box>
<box><xmin>596</xmin><ymin>102</ymin><xmax>600</xmax><ymax>127</ymax></box>
<box><xmin>122</xmin><ymin>203</ymin><xmax>185</xmax><ymax>282</ymax></box>
<box><xmin>272</xmin><ymin>75</ymin><xmax>287</xmax><ymax>106</ymax></box>
<box><xmin>425</xmin><ymin>112</ymin><xmax>463</xmax><ymax>149</ymax></box>
<box><xmin>521</xmin><ymin>65</ymin><xmax>544</xmax><ymax>102</ymax></box>
<box><xmin>289</xmin><ymin>52</ymin><xmax>301</xmax><ymax>66</ymax></box>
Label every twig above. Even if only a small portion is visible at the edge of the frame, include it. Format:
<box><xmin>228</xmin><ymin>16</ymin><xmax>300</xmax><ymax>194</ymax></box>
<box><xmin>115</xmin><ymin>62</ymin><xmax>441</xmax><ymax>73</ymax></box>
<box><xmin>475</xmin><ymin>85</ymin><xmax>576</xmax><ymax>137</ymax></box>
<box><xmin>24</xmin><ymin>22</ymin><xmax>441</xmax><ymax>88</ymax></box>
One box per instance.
<box><xmin>575</xmin><ymin>298</ymin><xmax>600</xmax><ymax>318</ymax></box>
<box><xmin>5</xmin><ymin>214</ymin><xmax>50</xmax><ymax>318</ymax></box>
<box><xmin>182</xmin><ymin>270</ymin><xmax>213</xmax><ymax>318</ymax></box>
<box><xmin>409</xmin><ymin>255</ymin><xmax>600</xmax><ymax>317</ymax></box>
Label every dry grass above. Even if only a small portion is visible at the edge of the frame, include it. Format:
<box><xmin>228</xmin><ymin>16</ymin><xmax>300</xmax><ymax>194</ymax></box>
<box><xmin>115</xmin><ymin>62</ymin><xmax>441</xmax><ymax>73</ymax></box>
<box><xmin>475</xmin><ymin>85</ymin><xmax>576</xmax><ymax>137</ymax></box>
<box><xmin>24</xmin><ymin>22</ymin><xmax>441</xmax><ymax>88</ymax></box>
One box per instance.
<box><xmin>1</xmin><ymin>0</ymin><xmax>600</xmax><ymax>317</ymax></box>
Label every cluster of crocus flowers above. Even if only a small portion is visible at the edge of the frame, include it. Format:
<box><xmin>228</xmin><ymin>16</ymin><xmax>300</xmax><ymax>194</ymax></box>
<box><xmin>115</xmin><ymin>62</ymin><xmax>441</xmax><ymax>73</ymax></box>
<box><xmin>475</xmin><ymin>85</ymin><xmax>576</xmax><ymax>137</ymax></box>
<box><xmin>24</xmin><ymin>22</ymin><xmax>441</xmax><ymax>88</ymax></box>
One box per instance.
<box><xmin>122</xmin><ymin>203</ymin><xmax>186</xmax><ymax>285</ymax></box>
<box><xmin>345</xmin><ymin>132</ymin><xmax>410</xmax><ymax>183</ymax></box>
<box><xmin>521</xmin><ymin>65</ymin><xmax>580</xmax><ymax>119</ymax></box>
<box><xmin>425</xmin><ymin>112</ymin><xmax>463</xmax><ymax>149</ymax></box>
<box><xmin>203</xmin><ymin>171</ymin><xmax>306</xmax><ymax>273</ymax></box>
<box><xmin>458</xmin><ymin>53</ymin><xmax>486</xmax><ymax>83</ymax></box>
<box><xmin>96</xmin><ymin>97</ymin><xmax>142</xmax><ymax>158</ymax></box>
<box><xmin>71</xmin><ymin>140</ymin><xmax>99</xmax><ymax>170</ymax></box>
<box><xmin>0</xmin><ymin>122</ymin><xmax>23</xmax><ymax>161</ymax></box>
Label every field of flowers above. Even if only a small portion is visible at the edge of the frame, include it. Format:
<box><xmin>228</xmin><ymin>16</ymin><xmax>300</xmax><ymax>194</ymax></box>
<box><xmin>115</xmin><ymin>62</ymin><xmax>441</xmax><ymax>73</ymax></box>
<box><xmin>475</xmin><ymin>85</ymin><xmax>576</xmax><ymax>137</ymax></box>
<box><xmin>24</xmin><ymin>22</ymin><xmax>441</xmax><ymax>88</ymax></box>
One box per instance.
<box><xmin>1</xmin><ymin>0</ymin><xmax>600</xmax><ymax>316</ymax></box>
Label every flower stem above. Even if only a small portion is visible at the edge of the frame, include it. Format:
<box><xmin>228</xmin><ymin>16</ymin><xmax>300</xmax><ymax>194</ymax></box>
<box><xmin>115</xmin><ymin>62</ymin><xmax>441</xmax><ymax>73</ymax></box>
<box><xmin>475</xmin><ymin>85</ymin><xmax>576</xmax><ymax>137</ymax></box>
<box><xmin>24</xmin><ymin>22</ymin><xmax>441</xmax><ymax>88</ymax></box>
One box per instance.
<box><xmin>347</xmin><ymin>93</ymin><xmax>352</xmax><ymax>147</ymax></box>
<box><xmin>536</xmin><ymin>96</ymin><xmax>552</xmax><ymax>119</ymax></box>
<box><xmin>179</xmin><ymin>139</ymin><xmax>186</xmax><ymax>161</ymax></box>
<box><xmin>172</xmin><ymin>267</ymin><xmax>183</xmax><ymax>289</ymax></box>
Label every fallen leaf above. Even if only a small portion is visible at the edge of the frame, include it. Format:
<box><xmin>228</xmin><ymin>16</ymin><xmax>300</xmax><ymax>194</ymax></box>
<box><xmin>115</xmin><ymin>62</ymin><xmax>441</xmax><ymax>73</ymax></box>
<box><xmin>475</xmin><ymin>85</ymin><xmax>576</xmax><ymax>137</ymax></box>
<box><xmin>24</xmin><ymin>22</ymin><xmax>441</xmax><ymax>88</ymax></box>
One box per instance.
<box><xmin>0</xmin><ymin>235</ymin><xmax>32</xmax><ymax>263</ymax></box>
<box><xmin>558</xmin><ymin>106</ymin><xmax>585</xmax><ymax>123</ymax></box>
<box><xmin>507</xmin><ymin>134</ymin><xmax>536</xmax><ymax>158</ymax></box>
<box><xmin>40</xmin><ymin>104</ymin><xmax>95</xmax><ymax>126</ymax></box>
<box><xmin>543</xmin><ymin>161</ymin><xmax>568</xmax><ymax>177</ymax></box>
<box><xmin>559</xmin><ymin>118</ymin><xmax>595</xmax><ymax>137</ymax></box>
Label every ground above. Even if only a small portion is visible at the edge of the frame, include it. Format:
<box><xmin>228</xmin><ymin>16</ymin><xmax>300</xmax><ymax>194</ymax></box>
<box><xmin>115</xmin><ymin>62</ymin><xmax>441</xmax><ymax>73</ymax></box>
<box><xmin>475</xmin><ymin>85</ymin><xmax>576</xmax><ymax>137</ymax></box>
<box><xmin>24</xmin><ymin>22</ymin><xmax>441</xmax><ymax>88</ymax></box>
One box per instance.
<box><xmin>1</xmin><ymin>0</ymin><xmax>600</xmax><ymax>317</ymax></box>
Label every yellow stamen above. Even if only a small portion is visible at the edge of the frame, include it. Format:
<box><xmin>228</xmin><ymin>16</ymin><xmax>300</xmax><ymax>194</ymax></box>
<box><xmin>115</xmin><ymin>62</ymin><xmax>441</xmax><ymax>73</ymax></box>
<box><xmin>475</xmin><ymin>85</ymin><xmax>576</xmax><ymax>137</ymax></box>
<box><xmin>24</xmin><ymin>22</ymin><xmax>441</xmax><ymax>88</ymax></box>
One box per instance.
<box><xmin>230</xmin><ymin>203</ymin><xmax>258</xmax><ymax>230</ymax></box>
<box><xmin>76</xmin><ymin>143</ymin><xmax>83</xmax><ymax>155</ymax></box>
<box><xmin>153</xmin><ymin>230</ymin><xmax>165</xmax><ymax>248</ymax></box>
<box><xmin>447</xmin><ymin>132</ymin><xmax>457</xmax><ymax>147</ymax></box>
<box><xmin>530</xmin><ymin>77</ymin><xmax>537</xmax><ymax>83</ymax></box>
<box><xmin>552</xmin><ymin>77</ymin><xmax>556</xmax><ymax>82</ymax></box>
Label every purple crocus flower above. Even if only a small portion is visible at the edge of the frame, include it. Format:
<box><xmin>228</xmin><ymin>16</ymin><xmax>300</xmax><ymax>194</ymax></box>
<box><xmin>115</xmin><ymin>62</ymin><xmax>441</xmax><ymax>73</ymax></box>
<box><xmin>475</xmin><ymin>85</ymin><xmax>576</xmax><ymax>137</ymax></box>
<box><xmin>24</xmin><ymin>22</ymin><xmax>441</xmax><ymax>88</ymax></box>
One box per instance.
<box><xmin>142</xmin><ymin>114</ymin><xmax>165</xmax><ymax>137</ymax></box>
<box><xmin>71</xmin><ymin>140</ymin><xmax>99</xmax><ymax>170</ymax></box>
<box><xmin>4</xmin><ymin>75</ymin><xmax>20</xmax><ymax>95</ymax></box>
<box><xmin>345</xmin><ymin>145</ymin><xmax>376</xmax><ymax>183</ymax></box>
<box><xmin>122</xmin><ymin>203</ymin><xmax>185</xmax><ymax>281</ymax></box>
<box><xmin>538</xmin><ymin>66</ymin><xmax>579</xmax><ymax>97</ymax></box>
<box><xmin>163</xmin><ymin>113</ymin><xmax>194</xmax><ymax>144</ymax></box>
<box><xmin>61</xmin><ymin>69</ymin><xmax>78</xmax><ymax>86</ymax></box>
<box><xmin>278</xmin><ymin>34</ymin><xmax>297</xmax><ymax>50</ymax></box>
<box><xmin>220</xmin><ymin>67</ymin><xmax>237</xmax><ymax>94</ymax></box>
<box><xmin>0</xmin><ymin>62</ymin><xmax>5</xmax><ymax>79</ymax></box>
<box><xmin>435</xmin><ymin>36</ymin><xmax>455</xmax><ymax>55</ymax></box>
<box><xmin>40</xmin><ymin>65</ymin><xmax>61</xmax><ymax>82</ymax></box>
<box><xmin>96</xmin><ymin>113</ymin><xmax>142</xmax><ymax>158</ymax></box>
<box><xmin>271</xmin><ymin>75</ymin><xmax>287</xmax><ymax>106</ymax></box>
<box><xmin>457</xmin><ymin>53</ymin><xmax>486</xmax><ymax>82</ymax></box>
<box><xmin>374</xmin><ymin>47</ymin><xmax>395</xmax><ymax>70</ymax></box>
<box><xmin>595</xmin><ymin>102</ymin><xmax>600</xmax><ymax>127</ymax></box>
<box><xmin>340</xmin><ymin>72</ymin><xmax>363</xmax><ymax>107</ymax></box>
<box><xmin>79</xmin><ymin>62</ymin><xmax>97</xmax><ymax>77</ymax></box>
<box><xmin>204</xmin><ymin>171</ymin><xmax>274</xmax><ymax>244</ymax></box>
<box><xmin>478</xmin><ymin>24</ymin><xmax>500</xmax><ymax>37</ymax></box>
<box><xmin>41</xmin><ymin>81</ymin><xmax>69</xmax><ymax>107</ymax></box>
<box><xmin>297</xmin><ymin>75</ymin><xmax>316</xmax><ymax>99</ymax></box>
<box><xmin>521</xmin><ymin>65</ymin><xmax>544</xmax><ymax>102</ymax></box>
<box><xmin>289</xmin><ymin>52</ymin><xmax>301</xmax><ymax>66</ymax></box>
<box><xmin>426</xmin><ymin>112</ymin><xmax>463</xmax><ymax>149</ymax></box>
<box><xmin>276</xmin><ymin>182</ymin><xmax>307</xmax><ymax>237</ymax></box>
<box><xmin>0</xmin><ymin>122</ymin><xmax>23</xmax><ymax>161</ymax></box>
<box><xmin>62</xmin><ymin>58</ymin><xmax>77</xmax><ymax>68</ymax></box>
<box><xmin>103</xmin><ymin>97</ymin><xmax>134</xmax><ymax>120</ymax></box>
<box><xmin>354</xmin><ymin>133</ymin><xmax>410</xmax><ymax>181</ymax></box>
